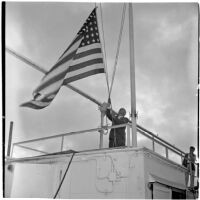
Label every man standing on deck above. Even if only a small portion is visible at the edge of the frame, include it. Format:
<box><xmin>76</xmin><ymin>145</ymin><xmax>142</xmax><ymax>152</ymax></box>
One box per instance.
<box><xmin>182</xmin><ymin>146</ymin><xmax>196</xmax><ymax>188</ymax></box>
<box><xmin>100</xmin><ymin>100</ymin><xmax>129</xmax><ymax>148</ymax></box>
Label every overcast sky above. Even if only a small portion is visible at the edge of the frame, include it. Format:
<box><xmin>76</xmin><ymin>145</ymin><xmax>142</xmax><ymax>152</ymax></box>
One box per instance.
<box><xmin>5</xmin><ymin>2</ymin><xmax>198</xmax><ymax>157</ymax></box>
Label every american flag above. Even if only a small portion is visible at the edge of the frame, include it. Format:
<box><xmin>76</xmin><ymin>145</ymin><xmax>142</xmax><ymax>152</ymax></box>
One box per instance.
<box><xmin>21</xmin><ymin>8</ymin><xmax>105</xmax><ymax>109</ymax></box>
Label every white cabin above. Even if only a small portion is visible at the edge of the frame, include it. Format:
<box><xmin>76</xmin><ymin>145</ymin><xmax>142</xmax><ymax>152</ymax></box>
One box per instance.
<box><xmin>4</xmin><ymin>124</ymin><xmax>198</xmax><ymax>199</ymax></box>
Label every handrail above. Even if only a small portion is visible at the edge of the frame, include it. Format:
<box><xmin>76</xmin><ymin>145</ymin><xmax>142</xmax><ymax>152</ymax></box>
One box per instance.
<box><xmin>12</xmin><ymin>123</ymin><xmax>187</xmax><ymax>160</ymax></box>
<box><xmin>12</xmin><ymin>124</ymin><xmax>127</xmax><ymax>146</ymax></box>
<box><xmin>137</xmin><ymin>124</ymin><xmax>185</xmax><ymax>155</ymax></box>
<box><xmin>15</xmin><ymin>144</ymin><xmax>48</xmax><ymax>154</ymax></box>
<box><xmin>137</xmin><ymin>129</ymin><xmax>183</xmax><ymax>157</ymax></box>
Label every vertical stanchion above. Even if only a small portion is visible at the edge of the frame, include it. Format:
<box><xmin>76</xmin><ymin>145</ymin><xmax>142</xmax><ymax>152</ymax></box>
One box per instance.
<box><xmin>7</xmin><ymin>121</ymin><xmax>14</xmax><ymax>157</ymax></box>
<box><xmin>60</xmin><ymin>136</ymin><xmax>64</xmax><ymax>152</ymax></box>
<box><xmin>99</xmin><ymin>112</ymin><xmax>104</xmax><ymax>149</ymax></box>
<box><xmin>127</xmin><ymin>124</ymin><xmax>131</xmax><ymax>147</ymax></box>
<box><xmin>152</xmin><ymin>137</ymin><xmax>155</xmax><ymax>152</ymax></box>
<box><xmin>165</xmin><ymin>147</ymin><xmax>169</xmax><ymax>159</ymax></box>
<box><xmin>11</xmin><ymin>145</ymin><xmax>14</xmax><ymax>158</ymax></box>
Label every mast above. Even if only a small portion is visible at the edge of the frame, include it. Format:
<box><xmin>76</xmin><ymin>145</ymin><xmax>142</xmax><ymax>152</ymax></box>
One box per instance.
<box><xmin>129</xmin><ymin>3</ymin><xmax>137</xmax><ymax>147</ymax></box>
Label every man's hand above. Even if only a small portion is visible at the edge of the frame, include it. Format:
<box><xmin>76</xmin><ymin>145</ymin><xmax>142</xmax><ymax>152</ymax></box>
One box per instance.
<box><xmin>99</xmin><ymin>102</ymin><xmax>110</xmax><ymax>113</ymax></box>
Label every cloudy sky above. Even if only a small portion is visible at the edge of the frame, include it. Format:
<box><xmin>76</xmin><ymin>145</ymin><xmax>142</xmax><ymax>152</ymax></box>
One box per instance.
<box><xmin>5</xmin><ymin>2</ymin><xmax>198</xmax><ymax>157</ymax></box>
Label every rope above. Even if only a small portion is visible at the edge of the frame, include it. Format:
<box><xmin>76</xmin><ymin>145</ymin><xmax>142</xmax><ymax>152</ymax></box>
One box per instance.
<box><xmin>97</xmin><ymin>5</ymin><xmax>125</xmax><ymax>146</ymax></box>
<box><xmin>105</xmin><ymin>4</ymin><xmax>127</xmax><ymax>147</ymax></box>
<box><xmin>98</xmin><ymin>4</ymin><xmax>127</xmax><ymax>146</ymax></box>
<box><xmin>53</xmin><ymin>152</ymin><xmax>75</xmax><ymax>198</ymax></box>
<box><xmin>109</xmin><ymin>3</ymin><xmax>126</xmax><ymax>98</ymax></box>
<box><xmin>97</xmin><ymin>3</ymin><xmax>113</xmax><ymax>140</ymax></box>
<box><xmin>99</xmin><ymin>3</ymin><xmax>110</xmax><ymax>95</ymax></box>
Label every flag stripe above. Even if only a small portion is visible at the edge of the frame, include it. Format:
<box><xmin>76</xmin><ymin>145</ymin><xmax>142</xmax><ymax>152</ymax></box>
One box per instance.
<box><xmin>35</xmin><ymin>72</ymin><xmax>66</xmax><ymax>94</ymax></box>
<box><xmin>35</xmin><ymin>39</ymin><xmax>82</xmax><ymax>92</ymax></box>
<box><xmin>71</xmin><ymin>52</ymin><xmax>103</xmax><ymax>66</ymax></box>
<box><xmin>68</xmin><ymin>58</ymin><xmax>103</xmax><ymax>73</ymax></box>
<box><xmin>46</xmin><ymin>50</ymin><xmax>76</xmax><ymax>75</ymax></box>
<box><xmin>37</xmin><ymin>80</ymin><xmax>63</xmax><ymax>98</ymax></box>
<box><xmin>46</xmin><ymin>36</ymin><xmax>82</xmax><ymax>75</ymax></box>
<box><xmin>74</xmin><ymin>48</ymin><xmax>102</xmax><ymax>60</ymax></box>
<box><xmin>37</xmin><ymin>56</ymin><xmax>74</xmax><ymax>90</ymax></box>
<box><xmin>63</xmin><ymin>68</ymin><xmax>105</xmax><ymax>84</ymax></box>
<box><xmin>57</xmin><ymin>34</ymin><xmax>83</xmax><ymax>61</ymax></box>
<box><xmin>21</xmin><ymin>101</ymin><xmax>50</xmax><ymax>109</ymax></box>
<box><xmin>37</xmin><ymin>58</ymin><xmax>103</xmax><ymax>93</ymax></box>
<box><xmin>65</xmin><ymin>63</ymin><xmax>104</xmax><ymax>79</ymax></box>
<box><xmin>76</xmin><ymin>43</ymin><xmax>102</xmax><ymax>53</ymax></box>
<box><xmin>71</xmin><ymin>53</ymin><xmax>103</xmax><ymax>67</ymax></box>
<box><xmin>35</xmin><ymin>93</ymin><xmax>56</xmax><ymax>102</ymax></box>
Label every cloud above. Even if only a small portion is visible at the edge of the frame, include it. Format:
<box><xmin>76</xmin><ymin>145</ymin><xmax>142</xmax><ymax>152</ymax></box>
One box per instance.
<box><xmin>154</xmin><ymin>19</ymin><xmax>186</xmax><ymax>45</ymax></box>
<box><xmin>6</xmin><ymin>13</ymin><xmax>23</xmax><ymax>49</ymax></box>
<box><xmin>5</xmin><ymin>3</ymin><xmax>198</xmax><ymax>157</ymax></box>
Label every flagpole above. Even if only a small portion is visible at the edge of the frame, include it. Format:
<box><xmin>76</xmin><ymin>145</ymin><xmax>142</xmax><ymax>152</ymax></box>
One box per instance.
<box><xmin>129</xmin><ymin>3</ymin><xmax>137</xmax><ymax>147</ymax></box>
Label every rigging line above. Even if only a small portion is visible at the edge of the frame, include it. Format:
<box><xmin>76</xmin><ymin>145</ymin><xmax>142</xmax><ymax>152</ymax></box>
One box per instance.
<box><xmin>109</xmin><ymin>3</ymin><xmax>126</xmax><ymax>97</ymax></box>
<box><xmin>53</xmin><ymin>152</ymin><xmax>75</xmax><ymax>199</ymax></box>
<box><xmin>102</xmin><ymin>4</ymin><xmax>127</xmax><ymax>142</ymax></box>
<box><xmin>99</xmin><ymin>3</ymin><xmax>110</xmax><ymax>95</ymax></box>
<box><xmin>98</xmin><ymin>3</ymin><xmax>112</xmax><ymax>134</ymax></box>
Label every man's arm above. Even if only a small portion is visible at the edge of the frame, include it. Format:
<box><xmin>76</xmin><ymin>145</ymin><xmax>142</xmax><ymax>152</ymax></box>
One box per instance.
<box><xmin>106</xmin><ymin>108</ymin><xmax>115</xmax><ymax>122</ymax></box>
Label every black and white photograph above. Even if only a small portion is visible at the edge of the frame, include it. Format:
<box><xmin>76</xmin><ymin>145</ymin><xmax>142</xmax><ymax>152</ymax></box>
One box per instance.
<box><xmin>4</xmin><ymin>1</ymin><xmax>199</xmax><ymax>198</ymax></box>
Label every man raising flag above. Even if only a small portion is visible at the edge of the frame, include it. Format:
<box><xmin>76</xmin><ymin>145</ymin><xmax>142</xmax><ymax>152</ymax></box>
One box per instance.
<box><xmin>21</xmin><ymin>8</ymin><xmax>105</xmax><ymax>109</ymax></box>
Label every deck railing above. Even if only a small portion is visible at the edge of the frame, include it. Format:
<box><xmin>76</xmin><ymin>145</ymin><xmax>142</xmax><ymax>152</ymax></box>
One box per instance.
<box><xmin>11</xmin><ymin>123</ymin><xmax>186</xmax><ymax>160</ymax></box>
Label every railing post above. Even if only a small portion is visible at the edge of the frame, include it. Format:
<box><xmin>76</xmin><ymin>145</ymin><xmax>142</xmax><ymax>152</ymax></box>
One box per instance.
<box><xmin>60</xmin><ymin>136</ymin><xmax>64</xmax><ymax>152</ymax></box>
<box><xmin>165</xmin><ymin>147</ymin><xmax>169</xmax><ymax>159</ymax></box>
<box><xmin>152</xmin><ymin>137</ymin><xmax>155</xmax><ymax>152</ymax></box>
<box><xmin>127</xmin><ymin>124</ymin><xmax>131</xmax><ymax>147</ymax></box>
<box><xmin>131</xmin><ymin>124</ymin><xmax>137</xmax><ymax>147</ymax></box>
<box><xmin>99</xmin><ymin>112</ymin><xmax>104</xmax><ymax>149</ymax></box>
<box><xmin>7</xmin><ymin>121</ymin><xmax>14</xmax><ymax>157</ymax></box>
<box><xmin>180</xmin><ymin>153</ymin><xmax>183</xmax><ymax>163</ymax></box>
<box><xmin>11</xmin><ymin>144</ymin><xmax>14</xmax><ymax>158</ymax></box>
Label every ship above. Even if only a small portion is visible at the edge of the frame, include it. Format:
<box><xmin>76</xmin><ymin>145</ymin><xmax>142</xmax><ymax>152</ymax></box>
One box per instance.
<box><xmin>4</xmin><ymin>2</ymin><xmax>199</xmax><ymax>199</ymax></box>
